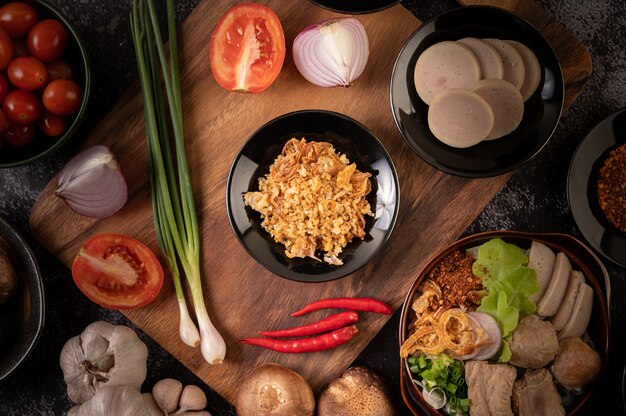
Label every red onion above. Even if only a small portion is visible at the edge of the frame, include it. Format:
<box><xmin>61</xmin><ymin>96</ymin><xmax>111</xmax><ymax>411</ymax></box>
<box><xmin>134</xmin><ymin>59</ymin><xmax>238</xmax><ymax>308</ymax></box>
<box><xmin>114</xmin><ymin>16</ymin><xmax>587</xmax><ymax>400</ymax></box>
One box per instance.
<box><xmin>56</xmin><ymin>145</ymin><xmax>128</xmax><ymax>218</ymax></box>
<box><xmin>292</xmin><ymin>18</ymin><xmax>369</xmax><ymax>87</ymax></box>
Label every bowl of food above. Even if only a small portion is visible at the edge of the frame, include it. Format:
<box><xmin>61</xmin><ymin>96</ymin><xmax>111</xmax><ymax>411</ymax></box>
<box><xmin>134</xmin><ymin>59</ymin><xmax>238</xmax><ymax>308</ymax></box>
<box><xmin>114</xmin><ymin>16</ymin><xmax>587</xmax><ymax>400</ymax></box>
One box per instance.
<box><xmin>226</xmin><ymin>109</ymin><xmax>399</xmax><ymax>282</ymax></box>
<box><xmin>568</xmin><ymin>108</ymin><xmax>626</xmax><ymax>267</ymax></box>
<box><xmin>398</xmin><ymin>231</ymin><xmax>610</xmax><ymax>415</ymax></box>
<box><xmin>0</xmin><ymin>216</ymin><xmax>44</xmax><ymax>381</ymax></box>
<box><xmin>308</xmin><ymin>0</ymin><xmax>400</xmax><ymax>15</ymax></box>
<box><xmin>0</xmin><ymin>0</ymin><xmax>91</xmax><ymax>168</ymax></box>
<box><xmin>390</xmin><ymin>6</ymin><xmax>564</xmax><ymax>177</ymax></box>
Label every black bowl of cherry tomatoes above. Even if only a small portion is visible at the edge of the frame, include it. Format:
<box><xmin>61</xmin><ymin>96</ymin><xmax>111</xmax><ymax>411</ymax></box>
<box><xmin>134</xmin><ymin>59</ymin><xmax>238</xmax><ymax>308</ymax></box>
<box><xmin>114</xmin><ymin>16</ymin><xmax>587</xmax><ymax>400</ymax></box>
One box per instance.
<box><xmin>0</xmin><ymin>0</ymin><xmax>90</xmax><ymax>168</ymax></box>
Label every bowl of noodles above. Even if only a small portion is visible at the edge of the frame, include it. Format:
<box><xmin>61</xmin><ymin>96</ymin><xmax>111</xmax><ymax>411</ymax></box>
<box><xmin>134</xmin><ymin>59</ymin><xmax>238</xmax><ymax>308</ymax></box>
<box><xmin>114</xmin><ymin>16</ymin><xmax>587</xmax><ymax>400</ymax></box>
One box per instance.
<box><xmin>226</xmin><ymin>110</ymin><xmax>399</xmax><ymax>282</ymax></box>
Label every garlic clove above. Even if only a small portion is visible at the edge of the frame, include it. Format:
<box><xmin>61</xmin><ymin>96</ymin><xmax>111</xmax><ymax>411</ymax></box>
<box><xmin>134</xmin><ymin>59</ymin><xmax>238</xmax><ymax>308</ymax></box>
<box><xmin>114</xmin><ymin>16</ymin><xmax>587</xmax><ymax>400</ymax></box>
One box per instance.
<box><xmin>152</xmin><ymin>378</ymin><xmax>183</xmax><ymax>414</ymax></box>
<box><xmin>60</xmin><ymin>321</ymin><xmax>148</xmax><ymax>404</ymax></box>
<box><xmin>177</xmin><ymin>385</ymin><xmax>208</xmax><ymax>412</ymax></box>
<box><xmin>177</xmin><ymin>412</ymin><xmax>212</xmax><ymax>416</ymax></box>
<box><xmin>143</xmin><ymin>393</ymin><xmax>166</xmax><ymax>416</ymax></box>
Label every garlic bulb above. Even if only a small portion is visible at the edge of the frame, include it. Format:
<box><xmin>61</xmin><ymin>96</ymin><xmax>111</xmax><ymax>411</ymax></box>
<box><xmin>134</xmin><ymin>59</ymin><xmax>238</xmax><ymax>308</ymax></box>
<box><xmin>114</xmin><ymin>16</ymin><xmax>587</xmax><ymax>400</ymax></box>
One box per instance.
<box><xmin>60</xmin><ymin>321</ymin><xmax>148</xmax><ymax>404</ymax></box>
<box><xmin>68</xmin><ymin>386</ymin><xmax>151</xmax><ymax>416</ymax></box>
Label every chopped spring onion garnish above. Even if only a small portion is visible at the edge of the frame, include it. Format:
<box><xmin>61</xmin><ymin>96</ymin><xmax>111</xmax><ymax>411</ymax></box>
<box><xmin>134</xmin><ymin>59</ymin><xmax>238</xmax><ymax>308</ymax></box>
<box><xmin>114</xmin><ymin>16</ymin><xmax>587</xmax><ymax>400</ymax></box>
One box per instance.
<box><xmin>130</xmin><ymin>0</ymin><xmax>226</xmax><ymax>364</ymax></box>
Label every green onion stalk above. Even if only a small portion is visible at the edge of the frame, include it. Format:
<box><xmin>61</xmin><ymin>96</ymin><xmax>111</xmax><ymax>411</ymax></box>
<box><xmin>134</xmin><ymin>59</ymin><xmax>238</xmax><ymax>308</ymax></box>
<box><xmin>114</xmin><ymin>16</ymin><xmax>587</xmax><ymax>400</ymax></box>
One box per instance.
<box><xmin>130</xmin><ymin>0</ymin><xmax>226</xmax><ymax>364</ymax></box>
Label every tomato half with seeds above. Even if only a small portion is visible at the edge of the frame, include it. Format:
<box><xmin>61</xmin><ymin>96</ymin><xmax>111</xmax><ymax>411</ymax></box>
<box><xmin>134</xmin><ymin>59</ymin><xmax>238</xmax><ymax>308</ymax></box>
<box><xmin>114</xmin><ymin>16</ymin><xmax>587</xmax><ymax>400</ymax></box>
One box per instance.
<box><xmin>72</xmin><ymin>234</ymin><xmax>164</xmax><ymax>309</ymax></box>
<box><xmin>209</xmin><ymin>3</ymin><xmax>285</xmax><ymax>93</ymax></box>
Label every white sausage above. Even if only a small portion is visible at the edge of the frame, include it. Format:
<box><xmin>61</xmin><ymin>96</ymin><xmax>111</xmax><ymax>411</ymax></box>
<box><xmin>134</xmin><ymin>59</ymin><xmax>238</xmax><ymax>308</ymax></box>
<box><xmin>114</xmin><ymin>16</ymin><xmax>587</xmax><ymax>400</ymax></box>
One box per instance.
<box><xmin>558</xmin><ymin>283</ymin><xmax>594</xmax><ymax>340</ymax></box>
<box><xmin>537</xmin><ymin>252</ymin><xmax>571</xmax><ymax>317</ymax></box>
<box><xmin>551</xmin><ymin>270</ymin><xmax>585</xmax><ymax>331</ymax></box>
<box><xmin>528</xmin><ymin>241</ymin><xmax>556</xmax><ymax>303</ymax></box>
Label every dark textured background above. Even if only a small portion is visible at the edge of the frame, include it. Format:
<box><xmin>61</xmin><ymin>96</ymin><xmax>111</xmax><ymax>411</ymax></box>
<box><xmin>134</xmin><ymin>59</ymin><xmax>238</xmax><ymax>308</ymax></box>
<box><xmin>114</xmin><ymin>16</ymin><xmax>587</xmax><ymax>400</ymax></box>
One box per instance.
<box><xmin>0</xmin><ymin>0</ymin><xmax>624</xmax><ymax>414</ymax></box>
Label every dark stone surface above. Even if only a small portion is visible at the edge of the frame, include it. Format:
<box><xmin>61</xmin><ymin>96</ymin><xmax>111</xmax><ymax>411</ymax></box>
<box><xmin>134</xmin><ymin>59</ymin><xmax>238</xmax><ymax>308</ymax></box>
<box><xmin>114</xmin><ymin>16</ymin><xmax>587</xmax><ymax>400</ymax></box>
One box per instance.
<box><xmin>0</xmin><ymin>0</ymin><xmax>624</xmax><ymax>414</ymax></box>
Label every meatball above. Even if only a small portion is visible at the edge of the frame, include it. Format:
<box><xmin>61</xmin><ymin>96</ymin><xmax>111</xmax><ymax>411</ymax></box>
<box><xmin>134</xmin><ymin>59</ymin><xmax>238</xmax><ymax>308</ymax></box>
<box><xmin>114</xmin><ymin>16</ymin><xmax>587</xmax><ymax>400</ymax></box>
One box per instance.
<box><xmin>509</xmin><ymin>314</ymin><xmax>558</xmax><ymax>368</ymax></box>
<box><xmin>549</xmin><ymin>337</ymin><xmax>602</xmax><ymax>390</ymax></box>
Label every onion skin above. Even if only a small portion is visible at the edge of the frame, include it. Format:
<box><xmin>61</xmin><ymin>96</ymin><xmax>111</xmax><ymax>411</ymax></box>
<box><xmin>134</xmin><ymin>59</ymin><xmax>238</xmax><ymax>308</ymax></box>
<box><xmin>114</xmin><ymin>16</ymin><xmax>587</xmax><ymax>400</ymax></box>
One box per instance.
<box><xmin>293</xmin><ymin>18</ymin><xmax>369</xmax><ymax>88</ymax></box>
<box><xmin>56</xmin><ymin>145</ymin><xmax>128</xmax><ymax>218</ymax></box>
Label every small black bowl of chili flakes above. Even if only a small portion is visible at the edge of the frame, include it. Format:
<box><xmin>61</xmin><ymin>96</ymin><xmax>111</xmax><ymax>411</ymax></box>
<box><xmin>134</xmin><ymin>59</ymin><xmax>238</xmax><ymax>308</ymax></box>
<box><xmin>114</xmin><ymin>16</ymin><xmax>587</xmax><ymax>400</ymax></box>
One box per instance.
<box><xmin>568</xmin><ymin>109</ymin><xmax>626</xmax><ymax>267</ymax></box>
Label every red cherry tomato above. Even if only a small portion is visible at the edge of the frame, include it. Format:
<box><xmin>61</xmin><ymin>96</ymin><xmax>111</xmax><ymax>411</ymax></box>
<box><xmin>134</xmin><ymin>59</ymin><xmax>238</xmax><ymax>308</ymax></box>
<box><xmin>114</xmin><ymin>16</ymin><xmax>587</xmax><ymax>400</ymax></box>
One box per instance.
<box><xmin>3</xmin><ymin>123</ymin><xmax>35</xmax><ymax>147</ymax></box>
<box><xmin>209</xmin><ymin>3</ymin><xmax>286</xmax><ymax>93</ymax></box>
<box><xmin>12</xmin><ymin>36</ymin><xmax>27</xmax><ymax>57</ymax></box>
<box><xmin>42</xmin><ymin>79</ymin><xmax>82</xmax><ymax>116</ymax></box>
<box><xmin>27</xmin><ymin>19</ymin><xmax>69</xmax><ymax>62</ymax></box>
<box><xmin>3</xmin><ymin>89</ymin><xmax>41</xmax><ymax>124</ymax></box>
<box><xmin>0</xmin><ymin>2</ymin><xmax>38</xmax><ymax>38</ymax></box>
<box><xmin>0</xmin><ymin>73</ymin><xmax>9</xmax><ymax>103</ymax></box>
<box><xmin>71</xmin><ymin>234</ymin><xmax>165</xmax><ymax>309</ymax></box>
<box><xmin>38</xmin><ymin>110</ymin><xmax>66</xmax><ymax>136</ymax></box>
<box><xmin>45</xmin><ymin>59</ymin><xmax>72</xmax><ymax>81</ymax></box>
<box><xmin>0</xmin><ymin>108</ymin><xmax>8</xmax><ymax>133</ymax></box>
<box><xmin>0</xmin><ymin>26</ymin><xmax>13</xmax><ymax>70</ymax></box>
<box><xmin>7</xmin><ymin>56</ymin><xmax>48</xmax><ymax>90</ymax></box>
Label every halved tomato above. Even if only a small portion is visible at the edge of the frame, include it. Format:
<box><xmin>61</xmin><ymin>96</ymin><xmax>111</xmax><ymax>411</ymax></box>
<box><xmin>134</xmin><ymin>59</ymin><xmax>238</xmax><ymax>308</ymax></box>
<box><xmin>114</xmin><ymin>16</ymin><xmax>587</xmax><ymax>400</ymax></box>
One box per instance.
<box><xmin>71</xmin><ymin>234</ymin><xmax>164</xmax><ymax>309</ymax></box>
<box><xmin>209</xmin><ymin>3</ymin><xmax>285</xmax><ymax>93</ymax></box>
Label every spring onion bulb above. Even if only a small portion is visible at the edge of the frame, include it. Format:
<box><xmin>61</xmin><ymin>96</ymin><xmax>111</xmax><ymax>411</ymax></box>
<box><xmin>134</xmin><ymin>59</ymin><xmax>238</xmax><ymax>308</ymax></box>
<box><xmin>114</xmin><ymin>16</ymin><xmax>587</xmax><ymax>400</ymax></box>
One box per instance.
<box><xmin>130</xmin><ymin>0</ymin><xmax>225</xmax><ymax>363</ymax></box>
<box><xmin>56</xmin><ymin>145</ymin><xmax>128</xmax><ymax>218</ymax></box>
<box><xmin>292</xmin><ymin>18</ymin><xmax>369</xmax><ymax>87</ymax></box>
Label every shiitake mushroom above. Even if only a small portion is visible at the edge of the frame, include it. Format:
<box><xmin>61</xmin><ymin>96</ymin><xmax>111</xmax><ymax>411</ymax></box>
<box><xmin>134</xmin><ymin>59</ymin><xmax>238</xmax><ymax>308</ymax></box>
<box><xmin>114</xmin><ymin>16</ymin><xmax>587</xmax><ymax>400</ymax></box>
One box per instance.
<box><xmin>235</xmin><ymin>363</ymin><xmax>315</xmax><ymax>416</ymax></box>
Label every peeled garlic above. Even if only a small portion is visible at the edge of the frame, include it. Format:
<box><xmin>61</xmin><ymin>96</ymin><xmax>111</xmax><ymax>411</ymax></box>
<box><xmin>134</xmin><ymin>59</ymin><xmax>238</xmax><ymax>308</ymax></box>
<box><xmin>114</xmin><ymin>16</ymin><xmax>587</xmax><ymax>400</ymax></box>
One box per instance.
<box><xmin>143</xmin><ymin>393</ymin><xmax>165</xmax><ymax>416</ymax></box>
<box><xmin>60</xmin><ymin>321</ymin><xmax>148</xmax><ymax>404</ymax></box>
<box><xmin>70</xmin><ymin>386</ymin><xmax>150</xmax><ymax>416</ymax></box>
<box><xmin>178</xmin><ymin>385</ymin><xmax>208</xmax><ymax>413</ymax></box>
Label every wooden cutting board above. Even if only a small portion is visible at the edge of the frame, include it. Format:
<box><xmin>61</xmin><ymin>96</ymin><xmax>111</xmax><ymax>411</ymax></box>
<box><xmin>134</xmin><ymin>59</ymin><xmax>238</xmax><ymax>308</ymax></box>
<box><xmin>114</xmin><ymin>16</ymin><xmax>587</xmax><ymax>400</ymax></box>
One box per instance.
<box><xmin>30</xmin><ymin>0</ymin><xmax>591</xmax><ymax>403</ymax></box>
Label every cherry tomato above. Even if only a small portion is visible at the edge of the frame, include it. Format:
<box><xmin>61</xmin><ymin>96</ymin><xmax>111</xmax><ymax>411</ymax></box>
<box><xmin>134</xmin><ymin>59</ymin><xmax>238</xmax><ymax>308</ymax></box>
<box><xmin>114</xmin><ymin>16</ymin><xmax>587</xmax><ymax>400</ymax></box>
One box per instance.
<box><xmin>7</xmin><ymin>56</ymin><xmax>48</xmax><ymax>90</ymax></box>
<box><xmin>0</xmin><ymin>2</ymin><xmax>38</xmax><ymax>38</ymax></box>
<box><xmin>209</xmin><ymin>3</ymin><xmax>285</xmax><ymax>93</ymax></box>
<box><xmin>0</xmin><ymin>108</ymin><xmax>8</xmax><ymax>133</ymax></box>
<box><xmin>0</xmin><ymin>73</ymin><xmax>9</xmax><ymax>103</ymax></box>
<box><xmin>45</xmin><ymin>58</ymin><xmax>72</xmax><ymax>81</ymax></box>
<box><xmin>71</xmin><ymin>234</ymin><xmax>164</xmax><ymax>309</ymax></box>
<box><xmin>12</xmin><ymin>36</ymin><xmax>27</xmax><ymax>57</ymax></box>
<box><xmin>27</xmin><ymin>19</ymin><xmax>68</xmax><ymax>62</ymax></box>
<box><xmin>38</xmin><ymin>110</ymin><xmax>66</xmax><ymax>136</ymax></box>
<box><xmin>42</xmin><ymin>79</ymin><xmax>82</xmax><ymax>116</ymax></box>
<box><xmin>3</xmin><ymin>123</ymin><xmax>35</xmax><ymax>147</ymax></box>
<box><xmin>3</xmin><ymin>89</ymin><xmax>41</xmax><ymax>124</ymax></box>
<box><xmin>0</xmin><ymin>26</ymin><xmax>13</xmax><ymax>70</ymax></box>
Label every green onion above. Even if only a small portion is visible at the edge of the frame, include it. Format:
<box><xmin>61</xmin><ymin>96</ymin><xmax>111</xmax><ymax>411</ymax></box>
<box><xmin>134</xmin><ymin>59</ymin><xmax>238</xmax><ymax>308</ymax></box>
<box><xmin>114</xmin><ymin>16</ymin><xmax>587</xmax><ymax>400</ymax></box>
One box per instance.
<box><xmin>410</xmin><ymin>365</ymin><xmax>420</xmax><ymax>373</ymax></box>
<box><xmin>410</xmin><ymin>354</ymin><xmax>470</xmax><ymax>414</ymax></box>
<box><xmin>130</xmin><ymin>0</ymin><xmax>226</xmax><ymax>364</ymax></box>
<box><xmin>408</xmin><ymin>357</ymin><xmax>417</xmax><ymax>365</ymax></box>
<box><xmin>418</xmin><ymin>355</ymin><xmax>427</xmax><ymax>369</ymax></box>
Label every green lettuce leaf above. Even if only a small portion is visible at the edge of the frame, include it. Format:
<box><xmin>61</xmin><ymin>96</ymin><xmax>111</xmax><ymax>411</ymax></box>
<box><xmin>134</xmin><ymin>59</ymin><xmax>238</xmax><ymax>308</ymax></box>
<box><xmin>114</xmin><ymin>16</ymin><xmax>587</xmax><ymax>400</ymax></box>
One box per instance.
<box><xmin>474</xmin><ymin>238</ymin><xmax>539</xmax><ymax>362</ymax></box>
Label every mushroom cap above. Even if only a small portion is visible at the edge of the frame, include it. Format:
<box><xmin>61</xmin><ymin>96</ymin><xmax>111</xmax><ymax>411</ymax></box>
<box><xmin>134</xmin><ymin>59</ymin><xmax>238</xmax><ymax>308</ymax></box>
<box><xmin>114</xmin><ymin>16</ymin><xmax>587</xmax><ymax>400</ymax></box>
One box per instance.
<box><xmin>317</xmin><ymin>366</ymin><xmax>394</xmax><ymax>416</ymax></box>
<box><xmin>234</xmin><ymin>363</ymin><xmax>315</xmax><ymax>416</ymax></box>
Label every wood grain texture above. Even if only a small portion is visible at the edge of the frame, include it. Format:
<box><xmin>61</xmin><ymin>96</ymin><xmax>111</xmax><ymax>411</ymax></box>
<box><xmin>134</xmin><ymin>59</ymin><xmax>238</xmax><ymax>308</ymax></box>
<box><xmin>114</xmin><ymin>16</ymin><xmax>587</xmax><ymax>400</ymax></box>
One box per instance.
<box><xmin>29</xmin><ymin>0</ymin><xmax>591</xmax><ymax>403</ymax></box>
<box><xmin>459</xmin><ymin>0</ymin><xmax>593</xmax><ymax>109</ymax></box>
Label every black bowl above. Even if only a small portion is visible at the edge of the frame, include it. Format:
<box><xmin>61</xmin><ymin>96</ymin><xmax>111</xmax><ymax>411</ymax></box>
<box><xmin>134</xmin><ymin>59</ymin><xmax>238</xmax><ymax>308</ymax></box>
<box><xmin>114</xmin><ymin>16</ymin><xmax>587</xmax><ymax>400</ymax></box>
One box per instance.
<box><xmin>398</xmin><ymin>231</ymin><xmax>610</xmax><ymax>416</ymax></box>
<box><xmin>308</xmin><ymin>0</ymin><xmax>400</xmax><ymax>15</ymax></box>
<box><xmin>568</xmin><ymin>109</ymin><xmax>626</xmax><ymax>267</ymax></box>
<box><xmin>0</xmin><ymin>0</ymin><xmax>91</xmax><ymax>168</ymax></box>
<box><xmin>226</xmin><ymin>110</ymin><xmax>399</xmax><ymax>282</ymax></box>
<box><xmin>390</xmin><ymin>6</ymin><xmax>564</xmax><ymax>177</ymax></box>
<box><xmin>0</xmin><ymin>217</ymin><xmax>44</xmax><ymax>381</ymax></box>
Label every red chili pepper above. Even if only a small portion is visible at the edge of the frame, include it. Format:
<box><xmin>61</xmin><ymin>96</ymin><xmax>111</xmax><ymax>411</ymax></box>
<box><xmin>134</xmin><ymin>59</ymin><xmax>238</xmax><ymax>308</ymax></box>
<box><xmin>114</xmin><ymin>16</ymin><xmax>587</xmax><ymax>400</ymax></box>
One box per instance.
<box><xmin>240</xmin><ymin>325</ymin><xmax>359</xmax><ymax>353</ymax></box>
<box><xmin>259</xmin><ymin>311</ymin><xmax>359</xmax><ymax>338</ymax></box>
<box><xmin>291</xmin><ymin>297</ymin><xmax>393</xmax><ymax>317</ymax></box>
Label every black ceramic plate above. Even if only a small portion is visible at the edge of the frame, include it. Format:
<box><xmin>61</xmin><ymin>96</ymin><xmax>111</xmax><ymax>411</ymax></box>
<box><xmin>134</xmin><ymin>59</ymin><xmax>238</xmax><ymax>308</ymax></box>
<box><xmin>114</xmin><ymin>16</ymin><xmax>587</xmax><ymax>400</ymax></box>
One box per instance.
<box><xmin>0</xmin><ymin>217</ymin><xmax>44</xmax><ymax>381</ymax></box>
<box><xmin>390</xmin><ymin>6</ymin><xmax>564</xmax><ymax>177</ymax></box>
<box><xmin>308</xmin><ymin>0</ymin><xmax>399</xmax><ymax>14</ymax></box>
<box><xmin>568</xmin><ymin>109</ymin><xmax>626</xmax><ymax>267</ymax></box>
<box><xmin>226</xmin><ymin>110</ymin><xmax>399</xmax><ymax>282</ymax></box>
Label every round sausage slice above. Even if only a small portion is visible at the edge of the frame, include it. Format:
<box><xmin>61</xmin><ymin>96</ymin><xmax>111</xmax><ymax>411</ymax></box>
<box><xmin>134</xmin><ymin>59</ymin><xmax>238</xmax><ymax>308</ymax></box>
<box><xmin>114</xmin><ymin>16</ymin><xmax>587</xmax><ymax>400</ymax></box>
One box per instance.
<box><xmin>558</xmin><ymin>283</ymin><xmax>593</xmax><ymax>340</ymax></box>
<box><xmin>537</xmin><ymin>252</ymin><xmax>572</xmax><ymax>317</ymax></box>
<box><xmin>457</xmin><ymin>37</ymin><xmax>504</xmax><ymax>80</ymax></box>
<box><xmin>551</xmin><ymin>270</ymin><xmax>585</xmax><ymax>331</ymax></box>
<box><xmin>483</xmin><ymin>38</ymin><xmax>525</xmax><ymax>90</ymax></box>
<box><xmin>414</xmin><ymin>41</ymin><xmax>481</xmax><ymax>105</ymax></box>
<box><xmin>528</xmin><ymin>241</ymin><xmax>557</xmax><ymax>303</ymax></box>
<box><xmin>473</xmin><ymin>79</ymin><xmax>524</xmax><ymax>140</ymax></box>
<box><xmin>507</xmin><ymin>40</ymin><xmax>541</xmax><ymax>101</ymax></box>
<box><xmin>428</xmin><ymin>89</ymin><xmax>494</xmax><ymax>148</ymax></box>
